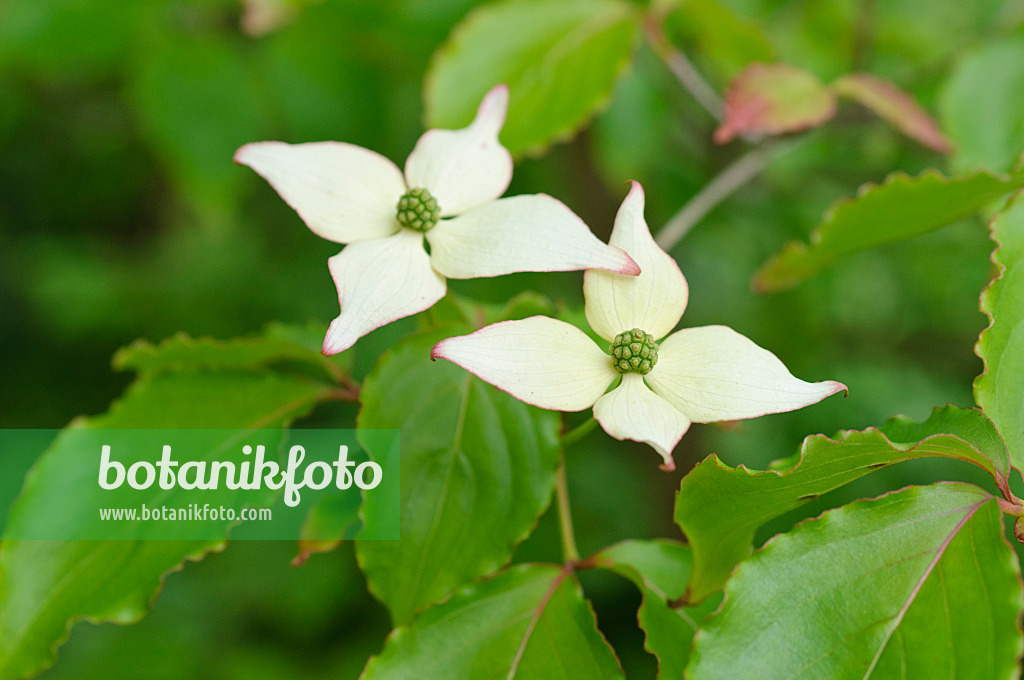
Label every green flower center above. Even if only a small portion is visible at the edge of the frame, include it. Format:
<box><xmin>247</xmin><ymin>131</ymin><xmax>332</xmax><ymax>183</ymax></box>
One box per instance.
<box><xmin>396</xmin><ymin>187</ymin><xmax>440</xmax><ymax>232</ymax></box>
<box><xmin>610</xmin><ymin>328</ymin><xmax>659</xmax><ymax>375</ymax></box>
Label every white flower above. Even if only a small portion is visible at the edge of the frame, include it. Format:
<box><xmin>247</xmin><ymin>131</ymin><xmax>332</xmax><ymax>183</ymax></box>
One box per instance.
<box><xmin>431</xmin><ymin>182</ymin><xmax>846</xmax><ymax>470</ymax></box>
<box><xmin>235</xmin><ymin>85</ymin><xmax>639</xmax><ymax>355</ymax></box>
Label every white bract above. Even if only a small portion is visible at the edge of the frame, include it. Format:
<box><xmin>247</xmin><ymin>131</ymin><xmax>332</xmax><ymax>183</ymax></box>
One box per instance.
<box><xmin>432</xmin><ymin>182</ymin><xmax>846</xmax><ymax>469</ymax></box>
<box><xmin>235</xmin><ymin>85</ymin><xmax>639</xmax><ymax>356</ymax></box>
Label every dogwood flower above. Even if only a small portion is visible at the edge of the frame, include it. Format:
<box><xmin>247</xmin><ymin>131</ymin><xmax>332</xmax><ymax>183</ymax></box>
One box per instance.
<box><xmin>431</xmin><ymin>182</ymin><xmax>846</xmax><ymax>470</ymax></box>
<box><xmin>235</xmin><ymin>85</ymin><xmax>639</xmax><ymax>355</ymax></box>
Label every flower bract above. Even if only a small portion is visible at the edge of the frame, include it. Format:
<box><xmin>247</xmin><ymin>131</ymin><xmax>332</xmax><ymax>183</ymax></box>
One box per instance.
<box><xmin>235</xmin><ymin>85</ymin><xmax>639</xmax><ymax>355</ymax></box>
<box><xmin>431</xmin><ymin>181</ymin><xmax>846</xmax><ymax>469</ymax></box>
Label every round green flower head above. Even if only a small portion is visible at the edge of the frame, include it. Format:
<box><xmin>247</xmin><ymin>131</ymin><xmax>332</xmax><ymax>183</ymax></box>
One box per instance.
<box><xmin>610</xmin><ymin>328</ymin><xmax>659</xmax><ymax>375</ymax></box>
<box><xmin>396</xmin><ymin>187</ymin><xmax>440</xmax><ymax>232</ymax></box>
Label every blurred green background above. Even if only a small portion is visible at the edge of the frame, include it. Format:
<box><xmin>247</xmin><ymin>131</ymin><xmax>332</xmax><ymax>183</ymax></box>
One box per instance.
<box><xmin>1</xmin><ymin>0</ymin><xmax>1020</xmax><ymax>677</ymax></box>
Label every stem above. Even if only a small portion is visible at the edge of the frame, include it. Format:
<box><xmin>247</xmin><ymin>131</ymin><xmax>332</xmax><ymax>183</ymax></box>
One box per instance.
<box><xmin>643</xmin><ymin>15</ymin><xmax>723</xmax><ymax>122</ymax></box>
<box><xmin>560</xmin><ymin>416</ymin><xmax>598</xmax><ymax>448</ymax></box>
<box><xmin>555</xmin><ymin>460</ymin><xmax>580</xmax><ymax>563</ymax></box>
<box><xmin>656</xmin><ymin>141</ymin><xmax>795</xmax><ymax>251</ymax></box>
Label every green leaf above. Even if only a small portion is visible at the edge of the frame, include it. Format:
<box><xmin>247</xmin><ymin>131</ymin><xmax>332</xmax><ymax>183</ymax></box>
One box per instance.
<box><xmin>0</xmin><ymin>369</ymin><xmax>331</xmax><ymax>680</ymax></box>
<box><xmin>663</xmin><ymin>0</ymin><xmax>775</xmax><ymax>81</ymax></box>
<box><xmin>113</xmin><ymin>322</ymin><xmax>348</xmax><ymax>382</ymax></box>
<box><xmin>687</xmin><ymin>483</ymin><xmax>1023</xmax><ymax>680</ymax></box>
<box><xmin>425</xmin><ymin>0</ymin><xmax>639</xmax><ymax>156</ymax></box>
<box><xmin>675</xmin><ymin>405</ymin><xmax>1009</xmax><ymax>604</ymax></box>
<box><xmin>595</xmin><ymin>540</ymin><xmax>722</xmax><ymax>679</ymax></box>
<box><xmin>293</xmin><ymin>480</ymin><xmax>363</xmax><ymax>565</ymax></box>
<box><xmin>976</xmin><ymin>194</ymin><xmax>1024</xmax><ymax>470</ymax></box>
<box><xmin>753</xmin><ymin>166</ymin><xmax>1024</xmax><ymax>292</ymax></box>
<box><xmin>713</xmin><ymin>63</ymin><xmax>836</xmax><ymax>144</ymax></box>
<box><xmin>362</xmin><ymin>564</ymin><xmax>624</xmax><ymax>679</ymax></box>
<box><xmin>356</xmin><ymin>329</ymin><xmax>561</xmax><ymax>625</ymax></box>
<box><xmin>128</xmin><ymin>32</ymin><xmax>273</xmax><ymax>219</ymax></box>
<box><xmin>940</xmin><ymin>38</ymin><xmax>1024</xmax><ymax>174</ymax></box>
<box><xmin>832</xmin><ymin>73</ymin><xmax>952</xmax><ymax>153</ymax></box>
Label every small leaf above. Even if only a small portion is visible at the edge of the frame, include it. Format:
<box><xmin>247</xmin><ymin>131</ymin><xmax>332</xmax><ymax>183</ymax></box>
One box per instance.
<box><xmin>676</xmin><ymin>405</ymin><xmax>1009</xmax><ymax>603</ymax></box>
<box><xmin>754</xmin><ymin>165</ymin><xmax>1024</xmax><ymax>292</ymax></box>
<box><xmin>940</xmin><ymin>38</ymin><xmax>1024</xmax><ymax>174</ymax></box>
<box><xmin>713</xmin><ymin>63</ymin><xmax>836</xmax><ymax>144</ymax></box>
<box><xmin>293</xmin><ymin>486</ymin><xmax>362</xmax><ymax>565</ymax></box>
<box><xmin>833</xmin><ymin>73</ymin><xmax>952</xmax><ymax>153</ymax></box>
<box><xmin>687</xmin><ymin>484</ymin><xmax>1023</xmax><ymax>680</ymax></box>
<box><xmin>362</xmin><ymin>564</ymin><xmax>624</xmax><ymax>679</ymax></box>
<box><xmin>976</xmin><ymin>193</ymin><xmax>1024</xmax><ymax>470</ymax></box>
<box><xmin>356</xmin><ymin>329</ymin><xmax>561</xmax><ymax>624</ymax></box>
<box><xmin>595</xmin><ymin>540</ymin><xmax>721</xmax><ymax>678</ymax></box>
<box><xmin>425</xmin><ymin>0</ymin><xmax>639</xmax><ymax>156</ymax></box>
<box><xmin>0</xmin><ymin>369</ymin><xmax>331</xmax><ymax>680</ymax></box>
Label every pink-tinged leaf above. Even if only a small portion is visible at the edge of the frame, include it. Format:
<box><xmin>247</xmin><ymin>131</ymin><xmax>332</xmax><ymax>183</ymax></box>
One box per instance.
<box><xmin>833</xmin><ymin>73</ymin><xmax>953</xmax><ymax>153</ymax></box>
<box><xmin>714</xmin><ymin>63</ymin><xmax>836</xmax><ymax>143</ymax></box>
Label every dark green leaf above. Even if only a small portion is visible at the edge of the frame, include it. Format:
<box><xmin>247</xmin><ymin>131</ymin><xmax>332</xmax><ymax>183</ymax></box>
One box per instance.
<box><xmin>687</xmin><ymin>484</ymin><xmax>1023</xmax><ymax>680</ymax></box>
<box><xmin>595</xmin><ymin>540</ymin><xmax>721</xmax><ymax>678</ymax></box>
<box><xmin>0</xmin><ymin>369</ymin><xmax>331</xmax><ymax>680</ymax></box>
<box><xmin>676</xmin><ymin>405</ymin><xmax>1009</xmax><ymax>603</ymax></box>
<box><xmin>356</xmin><ymin>329</ymin><xmax>561</xmax><ymax>624</ymax></box>
<box><xmin>425</xmin><ymin>0</ymin><xmax>639</xmax><ymax>156</ymax></box>
<box><xmin>976</xmin><ymin>194</ymin><xmax>1024</xmax><ymax>470</ymax></box>
<box><xmin>362</xmin><ymin>564</ymin><xmax>624</xmax><ymax>679</ymax></box>
<box><xmin>754</xmin><ymin>166</ymin><xmax>1024</xmax><ymax>292</ymax></box>
<box><xmin>113</xmin><ymin>322</ymin><xmax>347</xmax><ymax>382</ymax></box>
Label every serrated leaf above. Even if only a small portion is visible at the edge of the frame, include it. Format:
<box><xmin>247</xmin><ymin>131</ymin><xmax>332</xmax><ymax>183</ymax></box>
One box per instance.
<box><xmin>833</xmin><ymin>72</ymin><xmax>952</xmax><ymax>153</ymax></box>
<box><xmin>362</xmin><ymin>564</ymin><xmax>624</xmax><ymax>680</ymax></box>
<box><xmin>687</xmin><ymin>483</ymin><xmax>1024</xmax><ymax>680</ymax></box>
<box><xmin>355</xmin><ymin>329</ymin><xmax>561</xmax><ymax>625</ymax></box>
<box><xmin>0</xmin><ymin>369</ymin><xmax>331</xmax><ymax>680</ymax></box>
<box><xmin>713</xmin><ymin>63</ymin><xmax>836</xmax><ymax>144</ymax></box>
<box><xmin>113</xmin><ymin>322</ymin><xmax>347</xmax><ymax>381</ymax></box>
<box><xmin>754</xmin><ymin>166</ymin><xmax>1024</xmax><ymax>292</ymax></box>
<box><xmin>940</xmin><ymin>38</ymin><xmax>1024</xmax><ymax>174</ymax></box>
<box><xmin>976</xmin><ymin>194</ymin><xmax>1024</xmax><ymax>470</ymax></box>
<box><xmin>425</xmin><ymin>0</ymin><xmax>639</xmax><ymax>157</ymax></box>
<box><xmin>676</xmin><ymin>405</ymin><xmax>1009</xmax><ymax>603</ymax></box>
<box><xmin>595</xmin><ymin>540</ymin><xmax>721</xmax><ymax>679</ymax></box>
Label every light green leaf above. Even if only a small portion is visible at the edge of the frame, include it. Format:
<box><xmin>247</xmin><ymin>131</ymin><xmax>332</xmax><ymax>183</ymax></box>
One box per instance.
<box><xmin>676</xmin><ymin>405</ymin><xmax>1009</xmax><ymax>603</ymax></box>
<box><xmin>425</xmin><ymin>0</ymin><xmax>639</xmax><ymax>156</ymax></box>
<box><xmin>754</xmin><ymin>166</ymin><xmax>1024</xmax><ymax>292</ymax></box>
<box><xmin>356</xmin><ymin>329</ymin><xmax>561</xmax><ymax>625</ymax></box>
<box><xmin>687</xmin><ymin>484</ymin><xmax>1023</xmax><ymax>680</ymax></box>
<box><xmin>976</xmin><ymin>194</ymin><xmax>1024</xmax><ymax>470</ymax></box>
<box><xmin>595</xmin><ymin>540</ymin><xmax>721</xmax><ymax>679</ymax></box>
<box><xmin>0</xmin><ymin>369</ymin><xmax>331</xmax><ymax>680</ymax></box>
<box><xmin>362</xmin><ymin>564</ymin><xmax>624</xmax><ymax>679</ymax></box>
<box><xmin>940</xmin><ymin>38</ymin><xmax>1024</xmax><ymax>174</ymax></box>
<box><xmin>713</xmin><ymin>63</ymin><xmax>836</xmax><ymax>143</ymax></box>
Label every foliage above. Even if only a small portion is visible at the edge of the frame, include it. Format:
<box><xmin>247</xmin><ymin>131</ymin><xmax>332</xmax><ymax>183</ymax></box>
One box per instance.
<box><xmin>3</xmin><ymin>0</ymin><xmax>1024</xmax><ymax>679</ymax></box>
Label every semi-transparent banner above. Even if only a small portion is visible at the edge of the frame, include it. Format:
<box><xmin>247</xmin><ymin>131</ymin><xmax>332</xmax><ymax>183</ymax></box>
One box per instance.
<box><xmin>0</xmin><ymin>429</ymin><xmax>399</xmax><ymax>540</ymax></box>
